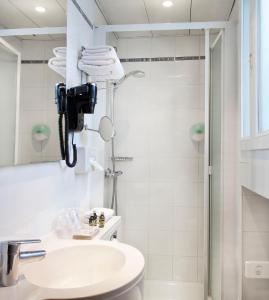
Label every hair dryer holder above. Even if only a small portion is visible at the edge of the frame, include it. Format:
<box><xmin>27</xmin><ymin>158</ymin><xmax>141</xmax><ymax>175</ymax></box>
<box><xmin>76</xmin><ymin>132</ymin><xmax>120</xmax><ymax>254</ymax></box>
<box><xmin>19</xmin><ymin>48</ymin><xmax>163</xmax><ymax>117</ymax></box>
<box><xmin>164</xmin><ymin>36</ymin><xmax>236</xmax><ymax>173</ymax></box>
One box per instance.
<box><xmin>55</xmin><ymin>82</ymin><xmax>98</xmax><ymax>168</ymax></box>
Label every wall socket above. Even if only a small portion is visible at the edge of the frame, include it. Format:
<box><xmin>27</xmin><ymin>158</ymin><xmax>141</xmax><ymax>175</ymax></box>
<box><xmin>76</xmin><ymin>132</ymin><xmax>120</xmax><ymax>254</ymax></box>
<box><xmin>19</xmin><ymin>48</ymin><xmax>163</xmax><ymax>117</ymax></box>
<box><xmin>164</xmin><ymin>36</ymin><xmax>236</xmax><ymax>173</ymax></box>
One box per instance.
<box><xmin>245</xmin><ymin>261</ymin><xmax>269</xmax><ymax>279</ymax></box>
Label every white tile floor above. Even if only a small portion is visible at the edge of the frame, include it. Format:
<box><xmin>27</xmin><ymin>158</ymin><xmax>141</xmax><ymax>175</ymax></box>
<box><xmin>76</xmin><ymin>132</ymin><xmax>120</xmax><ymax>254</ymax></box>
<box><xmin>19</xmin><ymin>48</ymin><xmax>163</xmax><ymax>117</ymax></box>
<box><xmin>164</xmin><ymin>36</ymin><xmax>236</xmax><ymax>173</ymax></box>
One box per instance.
<box><xmin>144</xmin><ymin>280</ymin><xmax>203</xmax><ymax>300</ymax></box>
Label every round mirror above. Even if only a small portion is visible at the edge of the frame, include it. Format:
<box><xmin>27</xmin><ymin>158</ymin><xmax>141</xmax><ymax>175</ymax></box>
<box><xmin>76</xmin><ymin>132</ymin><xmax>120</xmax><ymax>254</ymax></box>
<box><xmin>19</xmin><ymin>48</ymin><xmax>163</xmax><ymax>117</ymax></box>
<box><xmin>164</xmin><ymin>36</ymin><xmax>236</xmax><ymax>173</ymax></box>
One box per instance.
<box><xmin>99</xmin><ymin>116</ymin><xmax>115</xmax><ymax>142</ymax></box>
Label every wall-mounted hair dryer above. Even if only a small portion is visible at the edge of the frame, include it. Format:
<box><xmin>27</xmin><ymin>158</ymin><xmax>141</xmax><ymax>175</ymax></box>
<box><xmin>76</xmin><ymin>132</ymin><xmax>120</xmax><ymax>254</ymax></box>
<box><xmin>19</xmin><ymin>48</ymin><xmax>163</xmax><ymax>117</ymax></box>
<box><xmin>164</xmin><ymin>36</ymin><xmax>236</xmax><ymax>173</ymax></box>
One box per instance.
<box><xmin>55</xmin><ymin>82</ymin><xmax>97</xmax><ymax>168</ymax></box>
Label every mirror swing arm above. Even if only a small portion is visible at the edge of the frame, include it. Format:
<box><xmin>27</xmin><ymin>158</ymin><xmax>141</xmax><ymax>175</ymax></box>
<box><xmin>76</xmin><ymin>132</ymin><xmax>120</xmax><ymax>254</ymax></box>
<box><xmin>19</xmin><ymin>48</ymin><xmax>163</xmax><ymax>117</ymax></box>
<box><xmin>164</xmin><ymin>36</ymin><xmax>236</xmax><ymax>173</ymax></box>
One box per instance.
<box><xmin>84</xmin><ymin>116</ymin><xmax>115</xmax><ymax>142</ymax></box>
<box><xmin>84</xmin><ymin>125</ymin><xmax>98</xmax><ymax>133</ymax></box>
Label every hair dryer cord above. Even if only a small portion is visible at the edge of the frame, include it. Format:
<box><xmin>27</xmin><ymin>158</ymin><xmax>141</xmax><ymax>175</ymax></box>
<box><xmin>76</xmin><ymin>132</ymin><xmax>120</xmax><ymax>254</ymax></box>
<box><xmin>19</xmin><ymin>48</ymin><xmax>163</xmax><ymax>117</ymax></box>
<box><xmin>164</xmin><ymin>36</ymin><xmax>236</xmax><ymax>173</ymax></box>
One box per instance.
<box><xmin>58</xmin><ymin>113</ymin><xmax>65</xmax><ymax>160</ymax></box>
<box><xmin>64</xmin><ymin>111</ymin><xmax>77</xmax><ymax>168</ymax></box>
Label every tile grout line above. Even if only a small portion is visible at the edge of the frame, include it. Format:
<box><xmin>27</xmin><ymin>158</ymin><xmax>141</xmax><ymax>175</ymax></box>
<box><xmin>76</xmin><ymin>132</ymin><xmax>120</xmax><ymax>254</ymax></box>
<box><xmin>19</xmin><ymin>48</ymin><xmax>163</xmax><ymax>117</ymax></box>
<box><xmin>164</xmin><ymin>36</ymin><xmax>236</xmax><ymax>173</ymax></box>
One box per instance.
<box><xmin>22</xmin><ymin>60</ymin><xmax>49</xmax><ymax>64</ymax></box>
<box><xmin>22</xmin><ymin>56</ymin><xmax>206</xmax><ymax>64</ymax></box>
<box><xmin>120</xmin><ymin>56</ymin><xmax>205</xmax><ymax>63</ymax></box>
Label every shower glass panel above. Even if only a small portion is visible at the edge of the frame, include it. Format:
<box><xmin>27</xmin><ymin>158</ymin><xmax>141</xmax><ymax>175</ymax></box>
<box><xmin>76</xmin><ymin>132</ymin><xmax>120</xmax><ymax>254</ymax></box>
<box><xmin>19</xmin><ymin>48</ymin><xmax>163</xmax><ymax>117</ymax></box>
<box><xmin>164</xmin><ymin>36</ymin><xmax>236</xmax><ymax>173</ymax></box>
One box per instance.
<box><xmin>0</xmin><ymin>42</ymin><xmax>18</xmax><ymax>166</ymax></box>
<box><xmin>209</xmin><ymin>33</ymin><xmax>223</xmax><ymax>300</ymax></box>
<box><xmin>107</xmin><ymin>33</ymin><xmax>205</xmax><ymax>300</ymax></box>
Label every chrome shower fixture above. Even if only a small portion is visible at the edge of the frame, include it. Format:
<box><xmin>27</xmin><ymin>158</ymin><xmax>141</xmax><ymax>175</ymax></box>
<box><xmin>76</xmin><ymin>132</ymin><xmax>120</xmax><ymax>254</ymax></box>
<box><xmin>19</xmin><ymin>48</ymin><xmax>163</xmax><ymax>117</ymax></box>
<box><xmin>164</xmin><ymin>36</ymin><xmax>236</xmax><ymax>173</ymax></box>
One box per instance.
<box><xmin>114</xmin><ymin>70</ymin><xmax>145</xmax><ymax>87</ymax></box>
<box><xmin>108</xmin><ymin>69</ymin><xmax>145</xmax><ymax>215</ymax></box>
<box><xmin>111</xmin><ymin>156</ymin><xmax>133</xmax><ymax>162</ymax></box>
<box><xmin>130</xmin><ymin>70</ymin><xmax>145</xmax><ymax>78</ymax></box>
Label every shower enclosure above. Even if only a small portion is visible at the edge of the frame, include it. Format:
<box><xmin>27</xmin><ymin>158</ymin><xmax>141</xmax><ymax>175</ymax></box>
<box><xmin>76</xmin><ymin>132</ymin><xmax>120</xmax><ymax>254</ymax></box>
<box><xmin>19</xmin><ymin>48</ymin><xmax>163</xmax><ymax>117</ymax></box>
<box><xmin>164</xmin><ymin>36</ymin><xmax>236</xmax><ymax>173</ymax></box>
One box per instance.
<box><xmin>97</xmin><ymin>22</ymin><xmax>234</xmax><ymax>300</ymax></box>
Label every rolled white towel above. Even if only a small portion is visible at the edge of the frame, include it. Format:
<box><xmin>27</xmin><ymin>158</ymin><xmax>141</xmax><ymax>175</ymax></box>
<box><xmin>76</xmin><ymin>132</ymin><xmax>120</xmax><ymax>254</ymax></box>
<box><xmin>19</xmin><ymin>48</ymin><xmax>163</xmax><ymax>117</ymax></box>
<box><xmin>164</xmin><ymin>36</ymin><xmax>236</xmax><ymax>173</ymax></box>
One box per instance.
<box><xmin>80</xmin><ymin>59</ymin><xmax>115</xmax><ymax>66</ymax></box>
<box><xmin>49</xmin><ymin>58</ymin><xmax>66</xmax><ymax>66</ymax></box>
<box><xmin>53</xmin><ymin>47</ymin><xmax>66</xmax><ymax>58</ymax></box>
<box><xmin>81</xmin><ymin>47</ymin><xmax>117</xmax><ymax>62</ymax></box>
<box><xmin>48</xmin><ymin>57</ymin><xmax>66</xmax><ymax>78</ymax></box>
<box><xmin>78</xmin><ymin>45</ymin><xmax>124</xmax><ymax>80</ymax></box>
<box><xmin>80</xmin><ymin>55</ymin><xmax>115</xmax><ymax>66</ymax></box>
<box><xmin>81</xmin><ymin>55</ymin><xmax>115</xmax><ymax>61</ymax></box>
<box><xmin>78</xmin><ymin>60</ymin><xmax>124</xmax><ymax>80</ymax></box>
<box><xmin>82</xmin><ymin>46</ymin><xmax>113</xmax><ymax>56</ymax></box>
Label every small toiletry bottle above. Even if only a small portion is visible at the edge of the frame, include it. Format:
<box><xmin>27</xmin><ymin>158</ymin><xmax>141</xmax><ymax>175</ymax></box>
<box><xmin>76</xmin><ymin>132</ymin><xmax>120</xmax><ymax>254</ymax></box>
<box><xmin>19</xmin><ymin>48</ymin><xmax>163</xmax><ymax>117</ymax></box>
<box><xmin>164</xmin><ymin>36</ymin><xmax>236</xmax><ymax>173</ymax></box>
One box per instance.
<box><xmin>99</xmin><ymin>211</ymin><xmax>105</xmax><ymax>228</ymax></box>
<box><xmin>93</xmin><ymin>211</ymin><xmax>98</xmax><ymax>226</ymax></box>
<box><xmin>88</xmin><ymin>213</ymin><xmax>94</xmax><ymax>226</ymax></box>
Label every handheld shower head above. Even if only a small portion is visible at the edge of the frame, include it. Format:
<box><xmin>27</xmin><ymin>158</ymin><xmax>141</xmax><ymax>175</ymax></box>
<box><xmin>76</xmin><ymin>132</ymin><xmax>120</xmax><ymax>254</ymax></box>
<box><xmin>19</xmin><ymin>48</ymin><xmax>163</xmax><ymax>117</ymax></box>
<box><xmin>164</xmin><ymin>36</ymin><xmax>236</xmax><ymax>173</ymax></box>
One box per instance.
<box><xmin>114</xmin><ymin>70</ymin><xmax>145</xmax><ymax>87</ymax></box>
<box><xmin>129</xmin><ymin>70</ymin><xmax>145</xmax><ymax>78</ymax></box>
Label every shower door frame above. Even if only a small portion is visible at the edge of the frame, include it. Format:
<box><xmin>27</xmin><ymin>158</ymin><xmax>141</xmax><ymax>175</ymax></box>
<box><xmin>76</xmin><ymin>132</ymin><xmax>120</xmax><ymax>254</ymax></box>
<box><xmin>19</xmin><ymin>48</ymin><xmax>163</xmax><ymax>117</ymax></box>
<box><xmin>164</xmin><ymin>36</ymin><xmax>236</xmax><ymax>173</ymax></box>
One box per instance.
<box><xmin>208</xmin><ymin>30</ymin><xmax>225</xmax><ymax>300</ymax></box>
<box><xmin>95</xmin><ymin>22</ymin><xmax>230</xmax><ymax>300</ymax></box>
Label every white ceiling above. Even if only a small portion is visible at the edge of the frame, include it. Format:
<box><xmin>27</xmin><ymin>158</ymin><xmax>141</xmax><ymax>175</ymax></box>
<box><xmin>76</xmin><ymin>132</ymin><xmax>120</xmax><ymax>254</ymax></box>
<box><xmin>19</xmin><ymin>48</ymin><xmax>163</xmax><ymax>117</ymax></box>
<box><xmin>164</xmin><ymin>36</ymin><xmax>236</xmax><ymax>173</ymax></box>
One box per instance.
<box><xmin>0</xmin><ymin>0</ymin><xmax>66</xmax><ymax>40</ymax></box>
<box><xmin>0</xmin><ymin>0</ymin><xmax>235</xmax><ymax>39</ymax></box>
<box><xmin>96</xmin><ymin>0</ymin><xmax>235</xmax><ymax>23</ymax></box>
<box><xmin>96</xmin><ymin>0</ymin><xmax>235</xmax><ymax>37</ymax></box>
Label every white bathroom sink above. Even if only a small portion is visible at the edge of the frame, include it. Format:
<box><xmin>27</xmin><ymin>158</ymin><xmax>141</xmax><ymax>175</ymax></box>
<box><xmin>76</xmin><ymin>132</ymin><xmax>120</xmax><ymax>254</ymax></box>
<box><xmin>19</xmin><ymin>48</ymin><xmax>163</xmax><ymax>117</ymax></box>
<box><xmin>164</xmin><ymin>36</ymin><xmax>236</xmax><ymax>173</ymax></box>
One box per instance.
<box><xmin>23</xmin><ymin>244</ymin><xmax>125</xmax><ymax>289</ymax></box>
<box><xmin>21</xmin><ymin>240</ymin><xmax>144</xmax><ymax>299</ymax></box>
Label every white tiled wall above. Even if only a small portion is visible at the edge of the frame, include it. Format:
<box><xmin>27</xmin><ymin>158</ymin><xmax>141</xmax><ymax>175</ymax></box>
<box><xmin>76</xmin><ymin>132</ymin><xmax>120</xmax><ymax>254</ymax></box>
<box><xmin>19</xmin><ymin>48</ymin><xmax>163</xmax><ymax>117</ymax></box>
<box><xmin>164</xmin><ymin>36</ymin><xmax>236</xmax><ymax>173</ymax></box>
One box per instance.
<box><xmin>107</xmin><ymin>35</ymin><xmax>205</xmax><ymax>282</ymax></box>
<box><xmin>0</xmin><ymin>162</ymin><xmax>91</xmax><ymax>239</ymax></box>
<box><xmin>18</xmin><ymin>40</ymin><xmax>66</xmax><ymax>164</ymax></box>
<box><xmin>242</xmin><ymin>187</ymin><xmax>269</xmax><ymax>300</ymax></box>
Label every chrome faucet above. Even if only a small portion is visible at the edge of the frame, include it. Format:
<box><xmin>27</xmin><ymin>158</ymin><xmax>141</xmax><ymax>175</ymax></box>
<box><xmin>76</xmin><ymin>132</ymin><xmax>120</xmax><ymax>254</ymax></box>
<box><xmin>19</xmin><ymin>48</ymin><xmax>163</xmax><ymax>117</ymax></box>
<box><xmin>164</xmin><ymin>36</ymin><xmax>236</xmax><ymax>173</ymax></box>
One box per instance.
<box><xmin>0</xmin><ymin>239</ymin><xmax>46</xmax><ymax>287</ymax></box>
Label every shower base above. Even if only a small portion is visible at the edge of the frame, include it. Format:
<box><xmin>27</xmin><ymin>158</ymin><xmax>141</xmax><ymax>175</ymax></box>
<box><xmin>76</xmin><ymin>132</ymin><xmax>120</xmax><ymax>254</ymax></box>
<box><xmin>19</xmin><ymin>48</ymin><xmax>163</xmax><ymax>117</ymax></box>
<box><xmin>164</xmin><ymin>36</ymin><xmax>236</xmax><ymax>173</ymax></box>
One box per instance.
<box><xmin>144</xmin><ymin>280</ymin><xmax>203</xmax><ymax>300</ymax></box>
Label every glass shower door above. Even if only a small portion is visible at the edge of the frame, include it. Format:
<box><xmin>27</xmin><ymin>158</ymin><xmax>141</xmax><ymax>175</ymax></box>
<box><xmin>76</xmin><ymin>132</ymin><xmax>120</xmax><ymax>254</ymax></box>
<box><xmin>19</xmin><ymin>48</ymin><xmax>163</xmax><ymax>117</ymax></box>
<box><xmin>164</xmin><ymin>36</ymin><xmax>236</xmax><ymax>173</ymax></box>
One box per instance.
<box><xmin>208</xmin><ymin>32</ymin><xmax>223</xmax><ymax>300</ymax></box>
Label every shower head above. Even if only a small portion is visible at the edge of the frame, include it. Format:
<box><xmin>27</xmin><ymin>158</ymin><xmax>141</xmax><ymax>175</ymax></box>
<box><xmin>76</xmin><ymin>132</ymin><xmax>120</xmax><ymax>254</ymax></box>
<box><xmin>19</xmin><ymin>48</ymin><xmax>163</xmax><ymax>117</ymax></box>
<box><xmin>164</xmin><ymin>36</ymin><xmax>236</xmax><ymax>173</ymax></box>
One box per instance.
<box><xmin>114</xmin><ymin>70</ymin><xmax>145</xmax><ymax>87</ymax></box>
<box><xmin>129</xmin><ymin>70</ymin><xmax>145</xmax><ymax>78</ymax></box>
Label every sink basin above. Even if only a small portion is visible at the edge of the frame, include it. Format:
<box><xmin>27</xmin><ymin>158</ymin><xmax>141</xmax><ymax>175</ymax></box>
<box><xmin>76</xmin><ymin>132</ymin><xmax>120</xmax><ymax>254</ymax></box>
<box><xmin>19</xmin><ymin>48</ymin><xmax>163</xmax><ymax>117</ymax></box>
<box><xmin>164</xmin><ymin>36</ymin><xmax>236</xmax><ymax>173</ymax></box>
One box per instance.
<box><xmin>23</xmin><ymin>244</ymin><xmax>125</xmax><ymax>289</ymax></box>
<box><xmin>21</xmin><ymin>240</ymin><xmax>144</xmax><ymax>299</ymax></box>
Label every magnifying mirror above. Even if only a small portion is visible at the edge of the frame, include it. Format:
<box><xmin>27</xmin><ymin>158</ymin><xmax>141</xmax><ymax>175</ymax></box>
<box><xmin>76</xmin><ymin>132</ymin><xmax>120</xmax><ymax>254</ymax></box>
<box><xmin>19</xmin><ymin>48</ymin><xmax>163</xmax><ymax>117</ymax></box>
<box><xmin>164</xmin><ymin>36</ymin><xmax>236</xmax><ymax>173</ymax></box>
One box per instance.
<box><xmin>99</xmin><ymin>116</ymin><xmax>115</xmax><ymax>142</ymax></box>
<box><xmin>85</xmin><ymin>116</ymin><xmax>115</xmax><ymax>142</ymax></box>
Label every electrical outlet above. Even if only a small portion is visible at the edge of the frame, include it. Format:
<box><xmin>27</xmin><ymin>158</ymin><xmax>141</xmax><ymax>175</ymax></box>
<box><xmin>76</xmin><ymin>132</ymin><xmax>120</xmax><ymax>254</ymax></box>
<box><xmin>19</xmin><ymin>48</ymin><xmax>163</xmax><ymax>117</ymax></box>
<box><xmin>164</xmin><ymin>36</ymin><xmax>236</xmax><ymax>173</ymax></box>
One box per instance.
<box><xmin>245</xmin><ymin>261</ymin><xmax>269</xmax><ymax>279</ymax></box>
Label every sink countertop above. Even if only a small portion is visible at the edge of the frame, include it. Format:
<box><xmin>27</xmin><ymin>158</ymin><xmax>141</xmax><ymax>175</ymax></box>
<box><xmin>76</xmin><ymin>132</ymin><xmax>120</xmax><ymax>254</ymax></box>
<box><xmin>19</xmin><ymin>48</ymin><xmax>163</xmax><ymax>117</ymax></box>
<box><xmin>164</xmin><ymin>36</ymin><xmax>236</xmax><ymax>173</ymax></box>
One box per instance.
<box><xmin>19</xmin><ymin>216</ymin><xmax>122</xmax><ymax>253</ymax></box>
<box><xmin>0</xmin><ymin>216</ymin><xmax>145</xmax><ymax>300</ymax></box>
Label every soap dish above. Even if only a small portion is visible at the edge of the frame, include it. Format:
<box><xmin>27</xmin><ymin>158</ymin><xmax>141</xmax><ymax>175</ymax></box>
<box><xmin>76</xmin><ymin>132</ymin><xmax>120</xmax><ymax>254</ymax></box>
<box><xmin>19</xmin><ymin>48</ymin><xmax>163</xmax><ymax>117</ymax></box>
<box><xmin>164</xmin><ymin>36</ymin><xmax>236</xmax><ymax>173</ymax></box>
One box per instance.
<box><xmin>73</xmin><ymin>227</ymin><xmax>99</xmax><ymax>240</ymax></box>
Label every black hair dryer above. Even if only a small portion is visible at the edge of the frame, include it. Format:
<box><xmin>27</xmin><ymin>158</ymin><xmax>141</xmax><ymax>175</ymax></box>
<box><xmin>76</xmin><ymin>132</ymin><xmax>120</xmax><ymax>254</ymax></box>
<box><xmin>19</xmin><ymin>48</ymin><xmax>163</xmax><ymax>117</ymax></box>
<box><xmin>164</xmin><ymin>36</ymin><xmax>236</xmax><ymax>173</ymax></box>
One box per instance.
<box><xmin>55</xmin><ymin>82</ymin><xmax>97</xmax><ymax>168</ymax></box>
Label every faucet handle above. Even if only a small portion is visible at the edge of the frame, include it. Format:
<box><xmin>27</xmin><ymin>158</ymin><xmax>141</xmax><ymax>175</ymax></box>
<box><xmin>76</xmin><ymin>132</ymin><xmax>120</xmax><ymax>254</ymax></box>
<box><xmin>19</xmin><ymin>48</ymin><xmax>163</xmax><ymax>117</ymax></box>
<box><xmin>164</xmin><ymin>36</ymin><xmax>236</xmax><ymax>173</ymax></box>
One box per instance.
<box><xmin>0</xmin><ymin>239</ymin><xmax>45</xmax><ymax>287</ymax></box>
<box><xmin>4</xmin><ymin>239</ymin><xmax>42</xmax><ymax>254</ymax></box>
<box><xmin>7</xmin><ymin>239</ymin><xmax>41</xmax><ymax>245</ymax></box>
<box><xmin>5</xmin><ymin>239</ymin><xmax>46</xmax><ymax>260</ymax></box>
